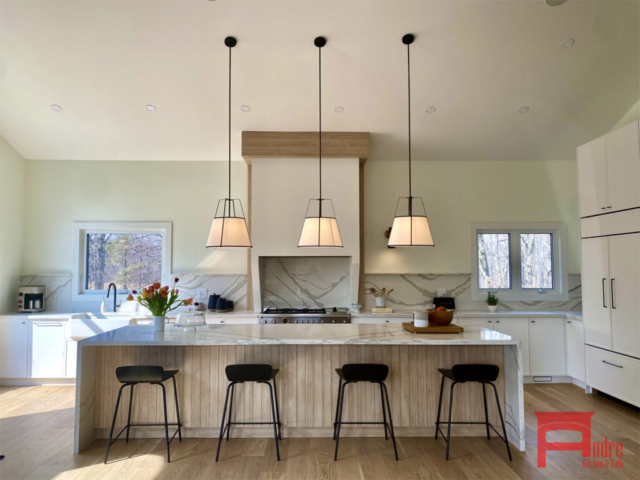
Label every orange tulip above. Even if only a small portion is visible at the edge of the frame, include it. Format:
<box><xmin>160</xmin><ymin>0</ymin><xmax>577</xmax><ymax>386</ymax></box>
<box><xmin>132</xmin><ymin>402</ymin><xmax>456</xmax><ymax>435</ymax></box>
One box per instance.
<box><xmin>183</xmin><ymin>298</ymin><xmax>194</xmax><ymax>306</ymax></box>
<box><xmin>153</xmin><ymin>282</ymin><xmax>161</xmax><ymax>289</ymax></box>
<box><xmin>126</xmin><ymin>294</ymin><xmax>134</xmax><ymax>301</ymax></box>
<box><xmin>160</xmin><ymin>288</ymin><xmax>169</xmax><ymax>298</ymax></box>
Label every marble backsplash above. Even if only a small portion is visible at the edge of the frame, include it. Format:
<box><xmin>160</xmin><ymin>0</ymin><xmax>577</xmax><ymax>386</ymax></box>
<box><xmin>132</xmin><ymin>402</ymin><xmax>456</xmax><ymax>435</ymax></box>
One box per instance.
<box><xmin>260</xmin><ymin>256</ymin><xmax>351</xmax><ymax>309</ymax></box>
<box><xmin>364</xmin><ymin>273</ymin><xmax>582</xmax><ymax>312</ymax></box>
<box><xmin>18</xmin><ymin>273</ymin><xmax>248</xmax><ymax>313</ymax></box>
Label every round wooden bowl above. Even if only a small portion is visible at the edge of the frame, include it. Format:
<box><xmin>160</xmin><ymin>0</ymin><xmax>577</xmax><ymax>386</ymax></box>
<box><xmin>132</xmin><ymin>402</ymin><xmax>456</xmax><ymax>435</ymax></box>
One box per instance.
<box><xmin>427</xmin><ymin>309</ymin><xmax>454</xmax><ymax>326</ymax></box>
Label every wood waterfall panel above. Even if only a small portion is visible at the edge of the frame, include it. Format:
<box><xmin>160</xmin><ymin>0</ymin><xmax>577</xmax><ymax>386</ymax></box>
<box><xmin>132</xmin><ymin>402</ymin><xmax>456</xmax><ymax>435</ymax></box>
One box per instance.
<box><xmin>93</xmin><ymin>345</ymin><xmax>505</xmax><ymax>436</ymax></box>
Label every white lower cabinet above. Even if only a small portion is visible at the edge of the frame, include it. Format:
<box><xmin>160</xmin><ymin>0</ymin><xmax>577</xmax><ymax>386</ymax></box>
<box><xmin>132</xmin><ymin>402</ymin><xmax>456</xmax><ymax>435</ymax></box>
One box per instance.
<box><xmin>31</xmin><ymin>321</ymin><xmax>66</xmax><ymax>378</ymax></box>
<box><xmin>455</xmin><ymin>317</ymin><xmax>494</xmax><ymax>329</ymax></box>
<box><xmin>565</xmin><ymin>318</ymin><xmax>586</xmax><ymax>382</ymax></box>
<box><xmin>586</xmin><ymin>346</ymin><xmax>640</xmax><ymax>407</ymax></box>
<box><xmin>528</xmin><ymin>318</ymin><xmax>566</xmax><ymax>376</ymax></box>
<box><xmin>65</xmin><ymin>339</ymin><xmax>78</xmax><ymax>377</ymax></box>
<box><xmin>492</xmin><ymin>318</ymin><xmax>530</xmax><ymax>376</ymax></box>
<box><xmin>0</xmin><ymin>319</ymin><xmax>30</xmax><ymax>378</ymax></box>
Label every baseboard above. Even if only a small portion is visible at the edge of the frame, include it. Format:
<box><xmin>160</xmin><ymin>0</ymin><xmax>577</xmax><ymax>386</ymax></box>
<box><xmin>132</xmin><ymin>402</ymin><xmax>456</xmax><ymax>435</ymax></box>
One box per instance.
<box><xmin>0</xmin><ymin>378</ymin><xmax>76</xmax><ymax>386</ymax></box>
<box><xmin>571</xmin><ymin>378</ymin><xmax>586</xmax><ymax>389</ymax></box>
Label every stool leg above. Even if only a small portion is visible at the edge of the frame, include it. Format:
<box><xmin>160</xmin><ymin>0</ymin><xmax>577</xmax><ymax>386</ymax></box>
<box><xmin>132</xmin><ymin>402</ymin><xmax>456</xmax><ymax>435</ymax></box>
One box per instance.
<box><xmin>379</xmin><ymin>383</ymin><xmax>388</xmax><ymax>440</ymax></box>
<box><xmin>125</xmin><ymin>384</ymin><xmax>134</xmax><ymax>443</ymax></box>
<box><xmin>160</xmin><ymin>383</ymin><xmax>171</xmax><ymax>463</ymax></box>
<box><xmin>482</xmin><ymin>382</ymin><xmax>490</xmax><ymax>440</ymax></box>
<box><xmin>489</xmin><ymin>382</ymin><xmax>512</xmax><ymax>461</ymax></box>
<box><xmin>104</xmin><ymin>384</ymin><xmax>126</xmax><ymax>464</ymax></box>
<box><xmin>216</xmin><ymin>383</ymin><xmax>233</xmax><ymax>462</ymax></box>
<box><xmin>435</xmin><ymin>374</ymin><xmax>444</xmax><ymax>439</ymax></box>
<box><xmin>272</xmin><ymin>377</ymin><xmax>282</xmax><ymax>440</ymax></box>
<box><xmin>226</xmin><ymin>384</ymin><xmax>235</xmax><ymax>441</ymax></box>
<box><xmin>381</xmin><ymin>382</ymin><xmax>398</xmax><ymax>461</ymax></box>
<box><xmin>333</xmin><ymin>378</ymin><xmax>342</xmax><ymax>440</ymax></box>
<box><xmin>265</xmin><ymin>382</ymin><xmax>281</xmax><ymax>461</ymax></box>
<box><xmin>334</xmin><ymin>381</ymin><xmax>349</xmax><ymax>461</ymax></box>
<box><xmin>172</xmin><ymin>376</ymin><xmax>182</xmax><ymax>442</ymax></box>
<box><xmin>445</xmin><ymin>381</ymin><xmax>456</xmax><ymax>460</ymax></box>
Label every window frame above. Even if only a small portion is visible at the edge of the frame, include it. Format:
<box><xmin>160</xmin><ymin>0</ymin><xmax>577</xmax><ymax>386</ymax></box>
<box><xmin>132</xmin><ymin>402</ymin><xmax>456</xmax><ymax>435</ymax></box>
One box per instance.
<box><xmin>72</xmin><ymin>222</ymin><xmax>172</xmax><ymax>302</ymax></box>
<box><xmin>470</xmin><ymin>222</ymin><xmax>569</xmax><ymax>301</ymax></box>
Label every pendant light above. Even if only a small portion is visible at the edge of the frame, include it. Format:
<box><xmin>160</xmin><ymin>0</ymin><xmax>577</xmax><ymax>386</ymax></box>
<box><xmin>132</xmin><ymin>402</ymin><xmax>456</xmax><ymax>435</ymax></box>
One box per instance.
<box><xmin>206</xmin><ymin>36</ymin><xmax>252</xmax><ymax>248</ymax></box>
<box><xmin>387</xmin><ymin>34</ymin><xmax>435</xmax><ymax>247</ymax></box>
<box><xmin>298</xmin><ymin>36</ymin><xmax>343</xmax><ymax>248</ymax></box>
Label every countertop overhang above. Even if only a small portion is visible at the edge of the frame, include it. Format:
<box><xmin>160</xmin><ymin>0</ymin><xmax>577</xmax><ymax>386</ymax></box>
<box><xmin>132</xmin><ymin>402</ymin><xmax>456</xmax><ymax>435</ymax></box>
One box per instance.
<box><xmin>78</xmin><ymin>323</ymin><xmax>518</xmax><ymax>347</ymax></box>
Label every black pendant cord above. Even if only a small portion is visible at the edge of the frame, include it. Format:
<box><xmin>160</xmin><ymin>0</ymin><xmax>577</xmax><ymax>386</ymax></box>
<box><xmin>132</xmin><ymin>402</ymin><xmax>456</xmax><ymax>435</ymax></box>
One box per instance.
<box><xmin>318</xmin><ymin>44</ymin><xmax>322</xmax><ymax>210</ymax></box>
<box><xmin>407</xmin><ymin>41</ymin><xmax>412</xmax><ymax>213</ymax></box>
<box><xmin>227</xmin><ymin>44</ymin><xmax>232</xmax><ymax>217</ymax></box>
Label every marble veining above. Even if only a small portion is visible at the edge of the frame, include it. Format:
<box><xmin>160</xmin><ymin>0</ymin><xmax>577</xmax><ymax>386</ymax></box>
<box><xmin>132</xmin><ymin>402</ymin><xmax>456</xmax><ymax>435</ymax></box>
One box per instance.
<box><xmin>260</xmin><ymin>257</ymin><xmax>351</xmax><ymax>308</ymax></box>
<box><xmin>79</xmin><ymin>323</ymin><xmax>518</xmax><ymax>347</ymax></box>
<box><xmin>364</xmin><ymin>273</ymin><xmax>581</xmax><ymax>312</ymax></box>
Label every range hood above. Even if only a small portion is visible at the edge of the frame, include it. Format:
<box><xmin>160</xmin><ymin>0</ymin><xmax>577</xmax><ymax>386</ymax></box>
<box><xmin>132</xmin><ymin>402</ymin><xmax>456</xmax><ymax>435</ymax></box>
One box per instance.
<box><xmin>249</xmin><ymin>157</ymin><xmax>360</xmax><ymax>311</ymax></box>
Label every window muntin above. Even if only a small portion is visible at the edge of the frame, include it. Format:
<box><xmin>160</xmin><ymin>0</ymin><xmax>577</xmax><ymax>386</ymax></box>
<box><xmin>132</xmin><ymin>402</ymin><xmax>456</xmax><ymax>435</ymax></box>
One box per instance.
<box><xmin>85</xmin><ymin>233</ymin><xmax>163</xmax><ymax>292</ymax></box>
<box><xmin>477</xmin><ymin>233</ymin><xmax>511</xmax><ymax>290</ymax></box>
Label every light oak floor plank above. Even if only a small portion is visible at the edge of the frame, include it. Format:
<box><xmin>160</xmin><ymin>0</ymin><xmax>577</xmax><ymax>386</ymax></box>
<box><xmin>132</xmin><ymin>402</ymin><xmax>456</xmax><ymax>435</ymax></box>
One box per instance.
<box><xmin>0</xmin><ymin>384</ymin><xmax>638</xmax><ymax>480</ymax></box>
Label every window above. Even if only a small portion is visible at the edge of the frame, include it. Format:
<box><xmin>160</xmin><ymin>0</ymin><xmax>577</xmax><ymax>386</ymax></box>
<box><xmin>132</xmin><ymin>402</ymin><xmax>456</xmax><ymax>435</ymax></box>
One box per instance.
<box><xmin>471</xmin><ymin>223</ymin><xmax>568</xmax><ymax>301</ymax></box>
<box><xmin>72</xmin><ymin>222</ymin><xmax>172</xmax><ymax>301</ymax></box>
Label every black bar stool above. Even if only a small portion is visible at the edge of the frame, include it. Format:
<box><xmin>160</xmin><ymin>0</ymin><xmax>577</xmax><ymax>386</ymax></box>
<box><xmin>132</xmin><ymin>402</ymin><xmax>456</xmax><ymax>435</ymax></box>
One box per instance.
<box><xmin>435</xmin><ymin>364</ymin><xmax>512</xmax><ymax>461</ymax></box>
<box><xmin>333</xmin><ymin>363</ymin><xmax>398</xmax><ymax>461</ymax></box>
<box><xmin>216</xmin><ymin>364</ymin><xmax>282</xmax><ymax>461</ymax></box>
<box><xmin>104</xmin><ymin>366</ymin><xmax>182</xmax><ymax>463</ymax></box>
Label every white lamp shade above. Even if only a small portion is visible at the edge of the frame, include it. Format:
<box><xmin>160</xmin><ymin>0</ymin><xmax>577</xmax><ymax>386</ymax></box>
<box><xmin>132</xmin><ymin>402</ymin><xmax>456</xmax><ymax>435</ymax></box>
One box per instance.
<box><xmin>298</xmin><ymin>217</ymin><xmax>343</xmax><ymax>247</ymax></box>
<box><xmin>206</xmin><ymin>217</ymin><xmax>251</xmax><ymax>248</ymax></box>
<box><xmin>388</xmin><ymin>216</ymin><xmax>434</xmax><ymax>247</ymax></box>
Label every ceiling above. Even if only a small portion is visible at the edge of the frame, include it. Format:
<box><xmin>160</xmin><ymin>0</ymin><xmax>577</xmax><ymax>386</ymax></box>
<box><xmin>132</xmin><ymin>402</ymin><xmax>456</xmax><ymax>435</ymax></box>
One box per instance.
<box><xmin>0</xmin><ymin>0</ymin><xmax>638</xmax><ymax>162</ymax></box>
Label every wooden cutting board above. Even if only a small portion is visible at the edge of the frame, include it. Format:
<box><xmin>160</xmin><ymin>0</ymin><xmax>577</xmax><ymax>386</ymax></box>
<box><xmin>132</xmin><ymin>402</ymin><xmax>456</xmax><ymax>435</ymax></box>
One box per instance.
<box><xmin>402</xmin><ymin>322</ymin><xmax>464</xmax><ymax>334</ymax></box>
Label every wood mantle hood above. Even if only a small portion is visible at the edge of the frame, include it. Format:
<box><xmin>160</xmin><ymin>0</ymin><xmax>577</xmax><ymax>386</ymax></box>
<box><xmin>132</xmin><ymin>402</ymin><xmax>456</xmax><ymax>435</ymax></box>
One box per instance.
<box><xmin>242</xmin><ymin>131</ymin><xmax>370</xmax><ymax>164</ymax></box>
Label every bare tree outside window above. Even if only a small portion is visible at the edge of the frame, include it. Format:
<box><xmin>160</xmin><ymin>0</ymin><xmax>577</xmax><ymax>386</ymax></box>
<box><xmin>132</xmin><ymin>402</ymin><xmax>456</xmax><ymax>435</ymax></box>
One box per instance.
<box><xmin>477</xmin><ymin>233</ymin><xmax>511</xmax><ymax>289</ymax></box>
<box><xmin>85</xmin><ymin>233</ymin><xmax>163</xmax><ymax>290</ymax></box>
<box><xmin>521</xmin><ymin>233</ymin><xmax>553</xmax><ymax>289</ymax></box>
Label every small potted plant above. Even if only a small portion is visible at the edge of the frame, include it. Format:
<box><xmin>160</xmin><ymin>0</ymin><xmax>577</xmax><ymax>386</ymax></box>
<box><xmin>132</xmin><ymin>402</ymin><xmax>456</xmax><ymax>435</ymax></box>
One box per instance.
<box><xmin>487</xmin><ymin>292</ymin><xmax>499</xmax><ymax>312</ymax></box>
<box><xmin>368</xmin><ymin>287</ymin><xmax>394</xmax><ymax>308</ymax></box>
<box><xmin>127</xmin><ymin>277</ymin><xmax>194</xmax><ymax>332</ymax></box>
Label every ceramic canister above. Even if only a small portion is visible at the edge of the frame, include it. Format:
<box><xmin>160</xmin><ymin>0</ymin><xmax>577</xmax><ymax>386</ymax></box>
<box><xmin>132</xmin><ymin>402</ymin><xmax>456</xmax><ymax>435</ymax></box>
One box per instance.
<box><xmin>414</xmin><ymin>310</ymin><xmax>429</xmax><ymax>328</ymax></box>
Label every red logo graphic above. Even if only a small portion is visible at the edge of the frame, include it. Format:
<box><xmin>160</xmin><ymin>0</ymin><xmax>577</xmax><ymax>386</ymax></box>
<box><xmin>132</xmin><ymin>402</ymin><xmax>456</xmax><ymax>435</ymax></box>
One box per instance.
<box><xmin>535</xmin><ymin>412</ymin><xmax>594</xmax><ymax>467</ymax></box>
<box><xmin>535</xmin><ymin>412</ymin><xmax>624</xmax><ymax>469</ymax></box>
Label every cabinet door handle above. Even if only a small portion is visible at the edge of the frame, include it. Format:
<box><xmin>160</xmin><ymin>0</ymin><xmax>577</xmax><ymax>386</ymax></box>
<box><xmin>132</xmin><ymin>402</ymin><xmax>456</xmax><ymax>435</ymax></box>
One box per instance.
<box><xmin>531</xmin><ymin>320</ymin><xmax>536</xmax><ymax>323</ymax></box>
<box><xmin>602</xmin><ymin>278</ymin><xmax>607</xmax><ymax>308</ymax></box>
<box><xmin>607</xmin><ymin>206</ymin><xmax>613</xmax><ymax>209</ymax></box>
<box><xmin>601</xmin><ymin>207</ymin><xmax>607</xmax><ymax>210</ymax></box>
<box><xmin>602</xmin><ymin>360</ymin><xmax>623</xmax><ymax>368</ymax></box>
<box><xmin>34</xmin><ymin>322</ymin><xmax>63</xmax><ymax>327</ymax></box>
<box><xmin>611</xmin><ymin>279</ymin><xmax>616</xmax><ymax>310</ymax></box>
<box><xmin>567</xmin><ymin>320</ymin><xmax>572</xmax><ymax>323</ymax></box>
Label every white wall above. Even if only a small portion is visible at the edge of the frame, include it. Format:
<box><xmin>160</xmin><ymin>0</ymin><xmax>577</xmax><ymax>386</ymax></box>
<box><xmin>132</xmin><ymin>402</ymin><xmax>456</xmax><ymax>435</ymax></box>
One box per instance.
<box><xmin>0</xmin><ymin>136</ymin><xmax>27</xmax><ymax>313</ymax></box>
<box><xmin>364</xmin><ymin>160</ymin><xmax>581</xmax><ymax>275</ymax></box>
<box><xmin>22</xmin><ymin>160</ymin><xmax>248</xmax><ymax>276</ymax></box>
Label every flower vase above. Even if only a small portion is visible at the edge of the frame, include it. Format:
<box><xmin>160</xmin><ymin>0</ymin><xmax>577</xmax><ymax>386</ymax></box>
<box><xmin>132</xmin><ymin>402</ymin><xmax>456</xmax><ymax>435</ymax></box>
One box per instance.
<box><xmin>487</xmin><ymin>305</ymin><xmax>498</xmax><ymax>313</ymax></box>
<box><xmin>153</xmin><ymin>315</ymin><xmax>165</xmax><ymax>332</ymax></box>
<box><xmin>375</xmin><ymin>297</ymin><xmax>387</xmax><ymax>308</ymax></box>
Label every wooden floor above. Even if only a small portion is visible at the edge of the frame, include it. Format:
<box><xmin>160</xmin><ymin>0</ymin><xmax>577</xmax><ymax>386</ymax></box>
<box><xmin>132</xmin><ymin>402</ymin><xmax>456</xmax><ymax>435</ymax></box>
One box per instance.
<box><xmin>0</xmin><ymin>384</ymin><xmax>638</xmax><ymax>480</ymax></box>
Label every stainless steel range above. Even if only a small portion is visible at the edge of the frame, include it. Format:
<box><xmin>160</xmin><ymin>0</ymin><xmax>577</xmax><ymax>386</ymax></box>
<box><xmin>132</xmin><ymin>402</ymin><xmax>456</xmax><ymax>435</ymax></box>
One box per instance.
<box><xmin>259</xmin><ymin>308</ymin><xmax>351</xmax><ymax>324</ymax></box>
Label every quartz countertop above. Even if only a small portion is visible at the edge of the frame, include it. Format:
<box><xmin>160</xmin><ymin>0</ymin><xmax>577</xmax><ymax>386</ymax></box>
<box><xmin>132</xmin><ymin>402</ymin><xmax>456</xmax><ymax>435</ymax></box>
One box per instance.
<box><xmin>77</xmin><ymin>323</ymin><xmax>518</xmax><ymax>347</ymax></box>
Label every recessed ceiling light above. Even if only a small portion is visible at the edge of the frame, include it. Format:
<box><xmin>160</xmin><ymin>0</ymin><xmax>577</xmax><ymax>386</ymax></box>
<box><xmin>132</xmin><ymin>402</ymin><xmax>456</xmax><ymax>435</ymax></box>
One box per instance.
<box><xmin>426</xmin><ymin>106</ymin><xmax>437</xmax><ymax>114</ymax></box>
<box><xmin>241</xmin><ymin>105</ymin><xmax>251</xmax><ymax>112</ymax></box>
<box><xmin>334</xmin><ymin>106</ymin><xmax>344</xmax><ymax>113</ymax></box>
<box><xmin>545</xmin><ymin>0</ymin><xmax>568</xmax><ymax>6</ymax></box>
<box><xmin>146</xmin><ymin>105</ymin><xmax>156</xmax><ymax>111</ymax></box>
<box><xmin>518</xmin><ymin>106</ymin><xmax>530</xmax><ymax>114</ymax></box>
<box><xmin>561</xmin><ymin>38</ymin><xmax>575</xmax><ymax>49</ymax></box>
<box><xmin>51</xmin><ymin>104</ymin><xmax>62</xmax><ymax>111</ymax></box>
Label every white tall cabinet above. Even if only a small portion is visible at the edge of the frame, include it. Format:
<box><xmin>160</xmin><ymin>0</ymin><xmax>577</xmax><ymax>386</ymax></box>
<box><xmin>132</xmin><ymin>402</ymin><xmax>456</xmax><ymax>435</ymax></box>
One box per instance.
<box><xmin>577</xmin><ymin>119</ymin><xmax>640</xmax><ymax>407</ymax></box>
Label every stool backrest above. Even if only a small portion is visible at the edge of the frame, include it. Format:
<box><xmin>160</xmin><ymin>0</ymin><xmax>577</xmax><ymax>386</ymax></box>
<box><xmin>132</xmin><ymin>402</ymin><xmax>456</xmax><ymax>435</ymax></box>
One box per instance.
<box><xmin>341</xmin><ymin>364</ymin><xmax>389</xmax><ymax>382</ymax></box>
<box><xmin>452</xmin><ymin>364</ymin><xmax>499</xmax><ymax>382</ymax></box>
<box><xmin>225</xmin><ymin>364</ymin><xmax>273</xmax><ymax>382</ymax></box>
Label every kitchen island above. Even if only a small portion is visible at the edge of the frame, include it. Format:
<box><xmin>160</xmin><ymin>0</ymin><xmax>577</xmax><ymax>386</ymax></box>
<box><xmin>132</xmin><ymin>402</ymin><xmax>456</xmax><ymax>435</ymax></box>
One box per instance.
<box><xmin>74</xmin><ymin>323</ymin><xmax>525</xmax><ymax>453</ymax></box>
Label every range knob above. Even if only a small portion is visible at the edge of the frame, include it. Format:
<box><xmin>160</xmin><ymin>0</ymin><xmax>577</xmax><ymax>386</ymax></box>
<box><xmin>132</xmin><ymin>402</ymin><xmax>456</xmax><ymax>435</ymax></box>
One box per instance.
<box><xmin>332</xmin><ymin>319</ymin><xmax>335</xmax><ymax>323</ymax></box>
<box><xmin>270</xmin><ymin>319</ymin><xmax>276</xmax><ymax>324</ymax></box>
<box><xmin>282</xmin><ymin>318</ymin><xmax>289</xmax><ymax>324</ymax></box>
<box><xmin>343</xmin><ymin>320</ymin><xmax>347</xmax><ymax>323</ymax></box>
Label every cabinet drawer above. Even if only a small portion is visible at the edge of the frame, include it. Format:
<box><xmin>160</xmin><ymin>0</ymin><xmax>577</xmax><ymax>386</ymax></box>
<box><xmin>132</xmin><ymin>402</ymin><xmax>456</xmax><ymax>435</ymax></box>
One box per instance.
<box><xmin>586</xmin><ymin>346</ymin><xmax>640</xmax><ymax>407</ymax></box>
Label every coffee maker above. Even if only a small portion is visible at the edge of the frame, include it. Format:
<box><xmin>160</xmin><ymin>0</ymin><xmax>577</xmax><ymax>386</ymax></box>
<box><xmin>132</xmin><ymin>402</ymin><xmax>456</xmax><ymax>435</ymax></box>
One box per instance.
<box><xmin>18</xmin><ymin>286</ymin><xmax>45</xmax><ymax>313</ymax></box>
